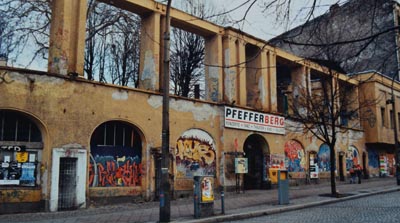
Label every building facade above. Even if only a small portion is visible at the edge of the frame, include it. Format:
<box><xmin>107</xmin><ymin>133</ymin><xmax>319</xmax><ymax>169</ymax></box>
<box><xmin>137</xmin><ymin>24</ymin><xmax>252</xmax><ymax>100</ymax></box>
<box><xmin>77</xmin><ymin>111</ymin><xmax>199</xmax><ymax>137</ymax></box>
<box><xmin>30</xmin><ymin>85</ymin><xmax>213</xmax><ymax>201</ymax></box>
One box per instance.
<box><xmin>0</xmin><ymin>0</ymin><xmax>393</xmax><ymax>214</ymax></box>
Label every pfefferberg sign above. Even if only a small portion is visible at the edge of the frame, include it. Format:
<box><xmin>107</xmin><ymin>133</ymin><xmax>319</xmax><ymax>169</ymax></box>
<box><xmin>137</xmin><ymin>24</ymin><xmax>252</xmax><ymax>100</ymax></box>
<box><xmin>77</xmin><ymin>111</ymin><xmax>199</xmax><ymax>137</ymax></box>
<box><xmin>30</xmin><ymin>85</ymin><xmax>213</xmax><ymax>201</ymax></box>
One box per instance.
<box><xmin>225</xmin><ymin>107</ymin><xmax>285</xmax><ymax>135</ymax></box>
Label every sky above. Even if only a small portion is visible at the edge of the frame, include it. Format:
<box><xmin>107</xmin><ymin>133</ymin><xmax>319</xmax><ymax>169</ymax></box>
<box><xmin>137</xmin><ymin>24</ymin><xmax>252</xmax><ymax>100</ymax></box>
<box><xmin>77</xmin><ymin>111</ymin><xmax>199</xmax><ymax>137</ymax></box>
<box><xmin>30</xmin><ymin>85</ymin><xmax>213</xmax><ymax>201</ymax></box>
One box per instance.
<box><xmin>208</xmin><ymin>0</ymin><xmax>347</xmax><ymax>41</ymax></box>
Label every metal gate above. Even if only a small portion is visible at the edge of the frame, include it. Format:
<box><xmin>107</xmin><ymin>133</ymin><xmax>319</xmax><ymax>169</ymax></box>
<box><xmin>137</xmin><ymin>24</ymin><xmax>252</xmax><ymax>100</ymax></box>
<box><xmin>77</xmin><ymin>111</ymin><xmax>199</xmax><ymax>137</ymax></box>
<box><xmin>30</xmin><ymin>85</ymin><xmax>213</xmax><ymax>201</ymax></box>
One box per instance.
<box><xmin>58</xmin><ymin>157</ymin><xmax>77</xmax><ymax>210</ymax></box>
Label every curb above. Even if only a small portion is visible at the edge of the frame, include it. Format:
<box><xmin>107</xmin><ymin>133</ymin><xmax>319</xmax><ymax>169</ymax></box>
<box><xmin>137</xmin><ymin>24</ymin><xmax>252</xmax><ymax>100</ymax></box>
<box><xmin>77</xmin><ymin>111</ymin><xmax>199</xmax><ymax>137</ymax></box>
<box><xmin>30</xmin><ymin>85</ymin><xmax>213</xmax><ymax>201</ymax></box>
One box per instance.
<box><xmin>175</xmin><ymin>187</ymin><xmax>400</xmax><ymax>223</ymax></box>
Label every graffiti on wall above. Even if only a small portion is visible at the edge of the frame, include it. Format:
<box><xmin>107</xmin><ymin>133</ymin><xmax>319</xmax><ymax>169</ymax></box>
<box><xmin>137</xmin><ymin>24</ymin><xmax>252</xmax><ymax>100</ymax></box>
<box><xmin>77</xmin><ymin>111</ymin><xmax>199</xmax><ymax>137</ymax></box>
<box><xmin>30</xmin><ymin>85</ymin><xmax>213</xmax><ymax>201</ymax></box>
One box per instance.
<box><xmin>284</xmin><ymin>140</ymin><xmax>305</xmax><ymax>172</ymax></box>
<box><xmin>89</xmin><ymin>146</ymin><xmax>143</xmax><ymax>187</ymax></box>
<box><xmin>368</xmin><ymin>149</ymin><xmax>379</xmax><ymax>168</ymax></box>
<box><xmin>346</xmin><ymin>146</ymin><xmax>359</xmax><ymax>171</ymax></box>
<box><xmin>175</xmin><ymin>129</ymin><xmax>216</xmax><ymax>178</ymax></box>
<box><xmin>318</xmin><ymin>144</ymin><xmax>331</xmax><ymax>172</ymax></box>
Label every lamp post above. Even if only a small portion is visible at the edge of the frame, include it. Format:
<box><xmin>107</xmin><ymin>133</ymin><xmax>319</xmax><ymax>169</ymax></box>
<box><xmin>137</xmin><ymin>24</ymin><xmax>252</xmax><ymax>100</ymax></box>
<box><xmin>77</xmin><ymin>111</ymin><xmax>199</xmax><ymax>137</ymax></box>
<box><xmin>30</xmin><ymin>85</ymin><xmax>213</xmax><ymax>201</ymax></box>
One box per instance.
<box><xmin>386</xmin><ymin>73</ymin><xmax>400</xmax><ymax>185</ymax></box>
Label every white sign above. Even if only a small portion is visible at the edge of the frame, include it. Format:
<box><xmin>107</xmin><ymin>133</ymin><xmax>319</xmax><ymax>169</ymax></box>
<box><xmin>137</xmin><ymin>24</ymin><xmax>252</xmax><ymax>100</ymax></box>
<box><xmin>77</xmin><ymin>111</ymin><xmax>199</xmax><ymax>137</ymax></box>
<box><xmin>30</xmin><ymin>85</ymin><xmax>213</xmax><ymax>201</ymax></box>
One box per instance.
<box><xmin>225</xmin><ymin>107</ymin><xmax>285</xmax><ymax>135</ymax></box>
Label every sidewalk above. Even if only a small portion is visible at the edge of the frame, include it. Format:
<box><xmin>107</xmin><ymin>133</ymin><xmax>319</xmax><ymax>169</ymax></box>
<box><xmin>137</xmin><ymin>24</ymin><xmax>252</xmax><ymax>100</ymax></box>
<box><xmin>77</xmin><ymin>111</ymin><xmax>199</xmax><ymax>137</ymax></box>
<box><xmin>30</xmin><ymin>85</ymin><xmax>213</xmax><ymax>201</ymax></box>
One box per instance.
<box><xmin>0</xmin><ymin>177</ymin><xmax>398</xmax><ymax>223</ymax></box>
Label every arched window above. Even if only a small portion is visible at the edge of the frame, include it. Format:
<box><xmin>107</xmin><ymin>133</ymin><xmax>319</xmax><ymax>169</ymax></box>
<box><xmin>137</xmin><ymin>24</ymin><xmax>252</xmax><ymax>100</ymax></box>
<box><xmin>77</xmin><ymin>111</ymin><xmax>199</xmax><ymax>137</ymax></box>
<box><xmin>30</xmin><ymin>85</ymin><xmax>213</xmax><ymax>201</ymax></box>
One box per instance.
<box><xmin>0</xmin><ymin>110</ymin><xmax>43</xmax><ymax>187</ymax></box>
<box><xmin>89</xmin><ymin>121</ymin><xmax>143</xmax><ymax>187</ymax></box>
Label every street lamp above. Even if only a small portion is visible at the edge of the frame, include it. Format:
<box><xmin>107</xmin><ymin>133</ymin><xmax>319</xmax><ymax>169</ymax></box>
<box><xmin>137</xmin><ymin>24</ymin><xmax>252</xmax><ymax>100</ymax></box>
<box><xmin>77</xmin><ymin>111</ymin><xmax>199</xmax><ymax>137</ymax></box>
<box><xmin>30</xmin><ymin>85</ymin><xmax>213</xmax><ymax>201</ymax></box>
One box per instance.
<box><xmin>386</xmin><ymin>72</ymin><xmax>400</xmax><ymax>185</ymax></box>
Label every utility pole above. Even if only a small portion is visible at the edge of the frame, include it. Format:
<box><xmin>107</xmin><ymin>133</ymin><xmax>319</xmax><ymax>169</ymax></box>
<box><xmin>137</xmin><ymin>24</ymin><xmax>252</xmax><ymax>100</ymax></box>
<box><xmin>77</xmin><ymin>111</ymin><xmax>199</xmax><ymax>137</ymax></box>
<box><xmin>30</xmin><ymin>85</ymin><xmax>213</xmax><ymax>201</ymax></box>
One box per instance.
<box><xmin>387</xmin><ymin>73</ymin><xmax>400</xmax><ymax>185</ymax></box>
<box><xmin>160</xmin><ymin>0</ymin><xmax>172</xmax><ymax>222</ymax></box>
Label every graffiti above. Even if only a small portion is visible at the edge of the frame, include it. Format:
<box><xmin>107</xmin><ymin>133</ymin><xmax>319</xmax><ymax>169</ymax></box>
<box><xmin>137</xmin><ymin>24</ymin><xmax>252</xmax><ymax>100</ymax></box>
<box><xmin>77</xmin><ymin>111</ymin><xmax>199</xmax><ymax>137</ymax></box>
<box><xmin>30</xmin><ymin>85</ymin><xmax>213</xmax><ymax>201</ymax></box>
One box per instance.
<box><xmin>89</xmin><ymin>155</ymin><xmax>143</xmax><ymax>187</ymax></box>
<box><xmin>89</xmin><ymin>144</ymin><xmax>143</xmax><ymax>187</ymax></box>
<box><xmin>0</xmin><ymin>71</ymin><xmax>14</xmax><ymax>85</ymax></box>
<box><xmin>368</xmin><ymin>149</ymin><xmax>379</xmax><ymax>168</ymax></box>
<box><xmin>284</xmin><ymin>140</ymin><xmax>305</xmax><ymax>172</ymax></box>
<box><xmin>318</xmin><ymin>144</ymin><xmax>331</xmax><ymax>172</ymax></box>
<box><xmin>175</xmin><ymin>129</ymin><xmax>216</xmax><ymax>178</ymax></box>
<box><xmin>346</xmin><ymin>146</ymin><xmax>359</xmax><ymax>171</ymax></box>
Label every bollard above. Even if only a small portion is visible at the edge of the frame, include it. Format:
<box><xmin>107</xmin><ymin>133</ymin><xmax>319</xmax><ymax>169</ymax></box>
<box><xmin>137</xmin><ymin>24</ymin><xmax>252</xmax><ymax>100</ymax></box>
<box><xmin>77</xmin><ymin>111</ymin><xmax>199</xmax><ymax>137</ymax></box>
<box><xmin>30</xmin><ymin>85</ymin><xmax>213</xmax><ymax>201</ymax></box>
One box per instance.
<box><xmin>220</xmin><ymin>186</ymin><xmax>225</xmax><ymax>214</ymax></box>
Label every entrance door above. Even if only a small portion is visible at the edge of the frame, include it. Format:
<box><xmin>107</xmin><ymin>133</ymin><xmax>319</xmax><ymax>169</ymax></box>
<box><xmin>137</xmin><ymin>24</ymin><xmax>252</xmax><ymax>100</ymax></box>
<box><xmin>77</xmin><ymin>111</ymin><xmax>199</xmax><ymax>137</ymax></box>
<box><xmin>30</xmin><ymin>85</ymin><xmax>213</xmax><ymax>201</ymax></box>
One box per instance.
<box><xmin>58</xmin><ymin>158</ymin><xmax>77</xmax><ymax>210</ymax></box>
<box><xmin>243</xmin><ymin>134</ymin><xmax>269</xmax><ymax>190</ymax></box>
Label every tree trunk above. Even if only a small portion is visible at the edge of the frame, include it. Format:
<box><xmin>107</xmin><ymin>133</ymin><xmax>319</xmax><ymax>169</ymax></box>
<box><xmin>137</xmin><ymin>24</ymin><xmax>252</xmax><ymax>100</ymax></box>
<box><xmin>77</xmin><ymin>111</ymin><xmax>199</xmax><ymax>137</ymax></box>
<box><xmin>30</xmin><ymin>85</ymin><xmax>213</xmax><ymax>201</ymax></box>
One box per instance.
<box><xmin>330</xmin><ymin>144</ymin><xmax>337</xmax><ymax>196</ymax></box>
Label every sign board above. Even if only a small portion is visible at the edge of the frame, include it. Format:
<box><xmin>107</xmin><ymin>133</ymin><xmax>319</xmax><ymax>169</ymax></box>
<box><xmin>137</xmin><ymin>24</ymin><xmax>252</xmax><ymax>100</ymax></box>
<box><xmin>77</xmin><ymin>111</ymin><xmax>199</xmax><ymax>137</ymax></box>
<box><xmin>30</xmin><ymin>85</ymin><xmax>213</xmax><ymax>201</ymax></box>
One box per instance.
<box><xmin>201</xmin><ymin>177</ymin><xmax>214</xmax><ymax>202</ymax></box>
<box><xmin>225</xmin><ymin>107</ymin><xmax>285</xmax><ymax>135</ymax></box>
<box><xmin>0</xmin><ymin>145</ymin><xmax>26</xmax><ymax>152</ymax></box>
<box><xmin>235</xmin><ymin>158</ymin><xmax>248</xmax><ymax>174</ymax></box>
<box><xmin>16</xmin><ymin>152</ymin><xmax>29</xmax><ymax>163</ymax></box>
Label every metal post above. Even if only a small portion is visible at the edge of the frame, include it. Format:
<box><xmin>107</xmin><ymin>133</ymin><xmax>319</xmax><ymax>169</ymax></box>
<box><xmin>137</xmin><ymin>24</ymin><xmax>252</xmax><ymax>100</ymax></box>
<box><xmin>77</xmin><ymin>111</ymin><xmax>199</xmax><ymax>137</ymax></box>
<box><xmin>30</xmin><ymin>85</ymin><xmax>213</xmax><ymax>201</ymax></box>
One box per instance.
<box><xmin>220</xmin><ymin>186</ymin><xmax>225</xmax><ymax>214</ymax></box>
<box><xmin>160</xmin><ymin>0</ymin><xmax>172</xmax><ymax>222</ymax></box>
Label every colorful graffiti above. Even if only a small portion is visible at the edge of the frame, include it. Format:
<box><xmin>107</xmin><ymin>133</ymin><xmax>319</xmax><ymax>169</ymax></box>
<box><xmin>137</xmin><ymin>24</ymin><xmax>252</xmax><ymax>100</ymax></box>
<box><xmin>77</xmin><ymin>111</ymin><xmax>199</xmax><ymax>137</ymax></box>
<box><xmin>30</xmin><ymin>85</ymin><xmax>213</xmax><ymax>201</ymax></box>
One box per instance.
<box><xmin>284</xmin><ymin>140</ymin><xmax>305</xmax><ymax>172</ymax></box>
<box><xmin>89</xmin><ymin>146</ymin><xmax>143</xmax><ymax>187</ymax></box>
<box><xmin>175</xmin><ymin>129</ymin><xmax>216</xmax><ymax>178</ymax></box>
<box><xmin>318</xmin><ymin>144</ymin><xmax>331</xmax><ymax>172</ymax></box>
<box><xmin>368</xmin><ymin>149</ymin><xmax>379</xmax><ymax>168</ymax></box>
<box><xmin>346</xmin><ymin>146</ymin><xmax>359</xmax><ymax>171</ymax></box>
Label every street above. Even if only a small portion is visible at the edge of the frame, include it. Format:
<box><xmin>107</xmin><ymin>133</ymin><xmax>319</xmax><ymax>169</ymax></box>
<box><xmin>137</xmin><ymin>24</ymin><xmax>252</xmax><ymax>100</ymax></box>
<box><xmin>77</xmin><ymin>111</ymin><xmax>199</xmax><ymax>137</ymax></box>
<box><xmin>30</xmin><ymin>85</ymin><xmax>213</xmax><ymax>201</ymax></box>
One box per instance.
<box><xmin>226</xmin><ymin>191</ymin><xmax>400</xmax><ymax>223</ymax></box>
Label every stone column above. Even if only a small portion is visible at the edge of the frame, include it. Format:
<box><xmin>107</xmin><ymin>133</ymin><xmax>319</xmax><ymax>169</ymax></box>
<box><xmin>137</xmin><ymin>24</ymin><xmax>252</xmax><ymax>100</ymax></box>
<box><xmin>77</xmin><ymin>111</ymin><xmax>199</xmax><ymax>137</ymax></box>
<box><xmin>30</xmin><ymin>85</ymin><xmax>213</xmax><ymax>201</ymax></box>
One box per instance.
<box><xmin>48</xmin><ymin>0</ymin><xmax>87</xmax><ymax>75</ymax></box>
<box><xmin>205</xmin><ymin>34</ymin><xmax>223</xmax><ymax>102</ymax></box>
<box><xmin>139</xmin><ymin>12</ymin><xmax>161</xmax><ymax>91</ymax></box>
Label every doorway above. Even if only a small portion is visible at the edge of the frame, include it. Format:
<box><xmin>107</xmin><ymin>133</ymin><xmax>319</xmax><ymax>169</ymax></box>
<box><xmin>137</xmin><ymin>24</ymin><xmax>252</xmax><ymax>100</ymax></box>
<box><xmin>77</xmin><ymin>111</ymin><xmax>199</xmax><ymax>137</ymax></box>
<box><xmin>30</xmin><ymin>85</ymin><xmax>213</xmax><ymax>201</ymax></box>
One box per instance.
<box><xmin>243</xmin><ymin>134</ymin><xmax>269</xmax><ymax>190</ymax></box>
<box><xmin>58</xmin><ymin>157</ymin><xmax>77</xmax><ymax>210</ymax></box>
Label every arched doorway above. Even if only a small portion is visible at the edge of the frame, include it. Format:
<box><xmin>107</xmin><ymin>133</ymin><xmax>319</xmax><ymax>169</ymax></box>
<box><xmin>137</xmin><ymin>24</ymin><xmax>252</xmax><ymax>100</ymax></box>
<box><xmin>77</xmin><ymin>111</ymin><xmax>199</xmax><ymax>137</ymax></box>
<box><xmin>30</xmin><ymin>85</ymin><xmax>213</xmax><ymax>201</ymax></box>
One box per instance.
<box><xmin>243</xmin><ymin>134</ymin><xmax>269</xmax><ymax>190</ymax></box>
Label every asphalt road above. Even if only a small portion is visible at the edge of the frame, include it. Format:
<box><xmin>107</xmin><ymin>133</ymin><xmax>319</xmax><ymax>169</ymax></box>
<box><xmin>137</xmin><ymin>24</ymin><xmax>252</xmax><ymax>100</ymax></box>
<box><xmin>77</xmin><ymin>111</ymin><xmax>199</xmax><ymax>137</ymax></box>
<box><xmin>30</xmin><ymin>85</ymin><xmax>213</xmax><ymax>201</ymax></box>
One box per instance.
<box><xmin>225</xmin><ymin>191</ymin><xmax>400</xmax><ymax>223</ymax></box>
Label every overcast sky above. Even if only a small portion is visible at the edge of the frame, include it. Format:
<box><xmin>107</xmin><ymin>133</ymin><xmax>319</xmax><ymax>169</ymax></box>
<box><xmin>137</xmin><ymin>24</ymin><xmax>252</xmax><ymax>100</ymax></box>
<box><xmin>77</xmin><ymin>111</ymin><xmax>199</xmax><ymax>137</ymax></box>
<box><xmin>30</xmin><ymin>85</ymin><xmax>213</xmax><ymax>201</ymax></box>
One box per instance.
<box><xmin>207</xmin><ymin>0</ymin><xmax>347</xmax><ymax>40</ymax></box>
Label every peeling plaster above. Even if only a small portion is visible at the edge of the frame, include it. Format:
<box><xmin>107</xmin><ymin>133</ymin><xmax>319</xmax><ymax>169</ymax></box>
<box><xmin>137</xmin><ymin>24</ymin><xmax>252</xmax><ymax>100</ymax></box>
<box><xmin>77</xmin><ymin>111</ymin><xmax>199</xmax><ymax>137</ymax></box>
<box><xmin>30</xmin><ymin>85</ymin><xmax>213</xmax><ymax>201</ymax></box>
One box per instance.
<box><xmin>170</xmin><ymin>100</ymin><xmax>218</xmax><ymax>122</ymax></box>
<box><xmin>147</xmin><ymin>95</ymin><xmax>163</xmax><ymax>108</ymax></box>
<box><xmin>141</xmin><ymin>50</ymin><xmax>157</xmax><ymax>90</ymax></box>
<box><xmin>207</xmin><ymin>66</ymin><xmax>219</xmax><ymax>102</ymax></box>
<box><xmin>224</xmin><ymin>49</ymin><xmax>236</xmax><ymax>102</ymax></box>
<box><xmin>8</xmin><ymin>72</ymin><xmax>65</xmax><ymax>85</ymax></box>
<box><xmin>147</xmin><ymin>95</ymin><xmax>219</xmax><ymax>122</ymax></box>
<box><xmin>112</xmin><ymin>91</ymin><xmax>128</xmax><ymax>100</ymax></box>
<box><xmin>258</xmin><ymin>76</ymin><xmax>266</xmax><ymax>106</ymax></box>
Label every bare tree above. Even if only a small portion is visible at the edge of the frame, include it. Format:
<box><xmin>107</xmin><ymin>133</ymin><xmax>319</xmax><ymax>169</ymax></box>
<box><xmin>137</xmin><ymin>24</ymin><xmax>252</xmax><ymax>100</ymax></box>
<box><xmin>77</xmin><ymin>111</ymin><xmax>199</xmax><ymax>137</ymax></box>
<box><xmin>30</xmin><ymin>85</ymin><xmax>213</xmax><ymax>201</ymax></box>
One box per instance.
<box><xmin>170</xmin><ymin>0</ymin><xmax>227</xmax><ymax>98</ymax></box>
<box><xmin>84</xmin><ymin>0</ymin><xmax>141</xmax><ymax>87</ymax></box>
<box><xmin>0</xmin><ymin>0</ymin><xmax>51</xmax><ymax>68</ymax></box>
<box><xmin>274</xmin><ymin>1</ymin><xmax>388</xmax><ymax>195</ymax></box>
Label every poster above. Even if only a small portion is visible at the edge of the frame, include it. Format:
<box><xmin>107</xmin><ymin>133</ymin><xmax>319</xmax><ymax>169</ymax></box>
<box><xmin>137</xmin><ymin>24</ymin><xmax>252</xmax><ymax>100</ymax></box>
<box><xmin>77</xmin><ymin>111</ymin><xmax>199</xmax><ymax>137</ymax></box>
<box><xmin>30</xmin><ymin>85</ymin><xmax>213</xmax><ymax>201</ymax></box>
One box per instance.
<box><xmin>16</xmin><ymin>152</ymin><xmax>28</xmax><ymax>163</ymax></box>
<box><xmin>235</xmin><ymin>158</ymin><xmax>248</xmax><ymax>174</ymax></box>
<box><xmin>309</xmin><ymin>153</ymin><xmax>319</xmax><ymax>179</ymax></box>
<box><xmin>201</xmin><ymin>177</ymin><xmax>214</xmax><ymax>202</ymax></box>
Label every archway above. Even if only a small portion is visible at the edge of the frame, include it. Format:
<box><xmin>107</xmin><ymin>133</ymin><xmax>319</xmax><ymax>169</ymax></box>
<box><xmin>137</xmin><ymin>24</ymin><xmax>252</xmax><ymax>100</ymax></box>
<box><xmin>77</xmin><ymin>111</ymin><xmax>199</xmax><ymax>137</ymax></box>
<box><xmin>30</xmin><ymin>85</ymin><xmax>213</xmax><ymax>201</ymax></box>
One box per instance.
<box><xmin>89</xmin><ymin>120</ymin><xmax>144</xmax><ymax>187</ymax></box>
<box><xmin>346</xmin><ymin>146</ymin><xmax>359</xmax><ymax>171</ymax></box>
<box><xmin>0</xmin><ymin>110</ymin><xmax>43</xmax><ymax>186</ymax></box>
<box><xmin>243</xmin><ymin>134</ymin><xmax>269</xmax><ymax>190</ymax></box>
<box><xmin>0</xmin><ymin>109</ymin><xmax>45</xmax><ymax>213</ymax></box>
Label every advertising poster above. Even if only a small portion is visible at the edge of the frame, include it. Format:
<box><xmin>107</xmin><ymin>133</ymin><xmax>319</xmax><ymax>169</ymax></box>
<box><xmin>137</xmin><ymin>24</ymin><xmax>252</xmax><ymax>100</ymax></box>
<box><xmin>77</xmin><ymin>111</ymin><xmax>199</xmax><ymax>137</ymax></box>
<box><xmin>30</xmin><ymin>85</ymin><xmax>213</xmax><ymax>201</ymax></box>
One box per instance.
<box><xmin>309</xmin><ymin>153</ymin><xmax>319</xmax><ymax>179</ymax></box>
<box><xmin>201</xmin><ymin>177</ymin><xmax>214</xmax><ymax>202</ymax></box>
<box><xmin>235</xmin><ymin>158</ymin><xmax>248</xmax><ymax>174</ymax></box>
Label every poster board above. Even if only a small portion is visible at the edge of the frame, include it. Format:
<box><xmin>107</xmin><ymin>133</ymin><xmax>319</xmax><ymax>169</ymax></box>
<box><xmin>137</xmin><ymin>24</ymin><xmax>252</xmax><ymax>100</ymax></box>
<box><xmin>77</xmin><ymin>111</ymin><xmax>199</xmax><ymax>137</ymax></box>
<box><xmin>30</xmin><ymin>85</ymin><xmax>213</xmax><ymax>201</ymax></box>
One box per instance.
<box><xmin>235</xmin><ymin>158</ymin><xmax>248</xmax><ymax>174</ymax></box>
<box><xmin>201</xmin><ymin>176</ymin><xmax>214</xmax><ymax>202</ymax></box>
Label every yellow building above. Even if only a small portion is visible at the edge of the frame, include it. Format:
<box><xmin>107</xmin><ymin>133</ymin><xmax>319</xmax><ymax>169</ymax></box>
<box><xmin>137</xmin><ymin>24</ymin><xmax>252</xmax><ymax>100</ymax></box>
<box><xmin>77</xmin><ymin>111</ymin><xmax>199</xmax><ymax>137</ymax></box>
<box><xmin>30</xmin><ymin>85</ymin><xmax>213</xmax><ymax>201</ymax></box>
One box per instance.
<box><xmin>0</xmin><ymin>0</ymin><xmax>395</xmax><ymax>214</ymax></box>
